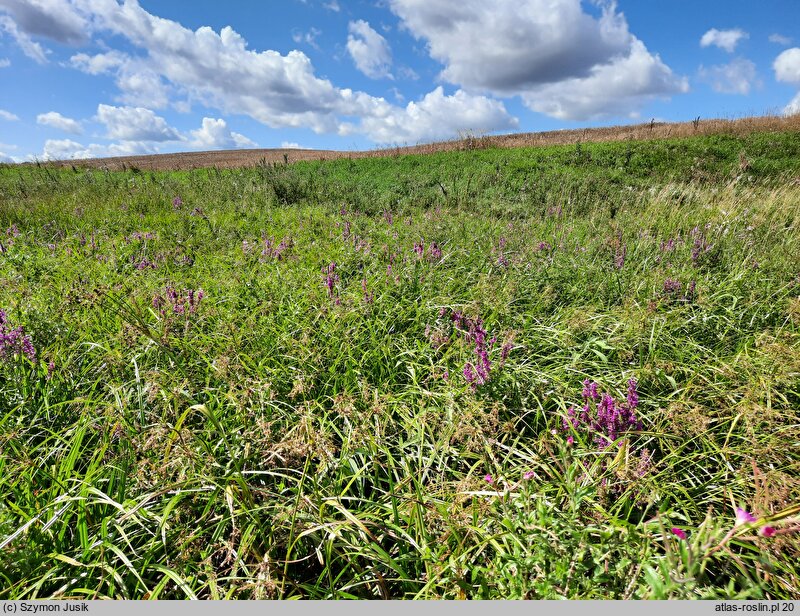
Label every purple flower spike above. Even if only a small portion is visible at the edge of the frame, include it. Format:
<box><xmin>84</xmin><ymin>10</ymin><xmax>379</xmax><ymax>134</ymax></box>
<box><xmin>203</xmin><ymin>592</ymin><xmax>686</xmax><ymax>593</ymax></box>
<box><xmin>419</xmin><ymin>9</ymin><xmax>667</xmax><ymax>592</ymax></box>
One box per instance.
<box><xmin>626</xmin><ymin>378</ymin><xmax>639</xmax><ymax>409</ymax></box>
<box><xmin>735</xmin><ymin>507</ymin><xmax>757</xmax><ymax>527</ymax></box>
<box><xmin>671</xmin><ymin>527</ymin><xmax>687</xmax><ymax>540</ymax></box>
<box><xmin>582</xmin><ymin>379</ymin><xmax>600</xmax><ymax>400</ymax></box>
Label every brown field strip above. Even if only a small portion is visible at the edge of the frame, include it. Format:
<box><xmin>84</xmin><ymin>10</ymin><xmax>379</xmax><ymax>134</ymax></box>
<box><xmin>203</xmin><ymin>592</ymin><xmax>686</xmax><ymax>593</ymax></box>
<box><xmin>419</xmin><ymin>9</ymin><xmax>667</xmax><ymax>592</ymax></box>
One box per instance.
<box><xmin>13</xmin><ymin>113</ymin><xmax>800</xmax><ymax>171</ymax></box>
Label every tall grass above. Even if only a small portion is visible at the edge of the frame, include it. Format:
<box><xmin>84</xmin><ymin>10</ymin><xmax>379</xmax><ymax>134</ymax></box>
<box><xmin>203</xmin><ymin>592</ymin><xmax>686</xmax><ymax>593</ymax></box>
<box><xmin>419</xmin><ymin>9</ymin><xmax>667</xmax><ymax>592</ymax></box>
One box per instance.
<box><xmin>1</xmin><ymin>135</ymin><xmax>799</xmax><ymax>598</ymax></box>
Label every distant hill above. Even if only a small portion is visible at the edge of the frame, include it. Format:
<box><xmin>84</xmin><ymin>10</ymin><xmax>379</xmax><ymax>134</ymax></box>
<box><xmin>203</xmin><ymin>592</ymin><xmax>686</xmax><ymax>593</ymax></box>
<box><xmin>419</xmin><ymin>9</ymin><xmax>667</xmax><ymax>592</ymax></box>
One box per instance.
<box><xmin>21</xmin><ymin>113</ymin><xmax>800</xmax><ymax>171</ymax></box>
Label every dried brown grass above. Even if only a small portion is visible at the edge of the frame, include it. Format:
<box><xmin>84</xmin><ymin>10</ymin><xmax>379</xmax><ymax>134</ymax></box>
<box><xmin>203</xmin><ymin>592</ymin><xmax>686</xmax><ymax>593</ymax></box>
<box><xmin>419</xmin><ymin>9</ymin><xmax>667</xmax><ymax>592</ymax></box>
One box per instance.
<box><xmin>31</xmin><ymin>113</ymin><xmax>800</xmax><ymax>172</ymax></box>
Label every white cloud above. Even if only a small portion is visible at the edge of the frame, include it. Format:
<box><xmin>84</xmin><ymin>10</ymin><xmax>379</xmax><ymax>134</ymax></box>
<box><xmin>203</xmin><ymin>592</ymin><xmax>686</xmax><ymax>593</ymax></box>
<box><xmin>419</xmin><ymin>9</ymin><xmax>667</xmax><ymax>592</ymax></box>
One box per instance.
<box><xmin>388</xmin><ymin>0</ymin><xmax>686</xmax><ymax>121</ymax></box>
<box><xmin>398</xmin><ymin>65</ymin><xmax>419</xmax><ymax>80</ymax></box>
<box><xmin>281</xmin><ymin>141</ymin><xmax>302</xmax><ymax>149</ymax></box>
<box><xmin>700</xmin><ymin>28</ymin><xmax>748</xmax><ymax>53</ymax></box>
<box><xmin>37</xmin><ymin>110</ymin><xmax>83</xmax><ymax>133</ymax></box>
<box><xmin>291</xmin><ymin>26</ymin><xmax>321</xmax><ymax>50</ymax></box>
<box><xmin>70</xmin><ymin>49</ymin><xmax>125</xmax><ymax>74</ymax></box>
<box><xmin>784</xmin><ymin>92</ymin><xmax>800</xmax><ymax>115</ymax></box>
<box><xmin>323</xmin><ymin>0</ymin><xmax>339</xmax><ymax>11</ymax></box>
<box><xmin>354</xmin><ymin>86</ymin><xmax>518</xmax><ymax>144</ymax></box>
<box><xmin>15</xmin><ymin>0</ymin><xmax>516</xmax><ymax>144</ymax></box>
<box><xmin>0</xmin><ymin>58</ymin><xmax>9</xmax><ymax>67</ymax></box>
<box><xmin>0</xmin><ymin>0</ymin><xmax>88</xmax><ymax>44</ymax></box>
<box><xmin>698</xmin><ymin>58</ymin><xmax>758</xmax><ymax>95</ymax></box>
<box><xmin>71</xmin><ymin>51</ymin><xmax>171</xmax><ymax>108</ymax></box>
<box><xmin>0</xmin><ymin>108</ymin><xmax>19</xmax><ymax>121</ymax></box>
<box><xmin>769</xmin><ymin>33</ymin><xmax>792</xmax><ymax>46</ymax></box>
<box><xmin>0</xmin><ymin>14</ymin><xmax>47</xmax><ymax>63</ymax></box>
<box><xmin>774</xmin><ymin>48</ymin><xmax>800</xmax><ymax>115</ymax></box>
<box><xmin>522</xmin><ymin>39</ymin><xmax>688</xmax><ymax>121</ymax></box>
<box><xmin>41</xmin><ymin>137</ymin><xmax>158</xmax><ymax>160</ymax></box>
<box><xmin>42</xmin><ymin>138</ymin><xmax>88</xmax><ymax>159</ymax></box>
<box><xmin>0</xmin><ymin>151</ymin><xmax>14</xmax><ymax>163</ymax></box>
<box><xmin>347</xmin><ymin>20</ymin><xmax>393</xmax><ymax>79</ymax></box>
<box><xmin>113</xmin><ymin>64</ymin><xmax>171</xmax><ymax>108</ymax></box>
<box><xmin>774</xmin><ymin>48</ymin><xmax>800</xmax><ymax>84</ymax></box>
<box><xmin>190</xmin><ymin>117</ymin><xmax>256</xmax><ymax>149</ymax></box>
<box><xmin>95</xmin><ymin>104</ymin><xmax>181</xmax><ymax>142</ymax></box>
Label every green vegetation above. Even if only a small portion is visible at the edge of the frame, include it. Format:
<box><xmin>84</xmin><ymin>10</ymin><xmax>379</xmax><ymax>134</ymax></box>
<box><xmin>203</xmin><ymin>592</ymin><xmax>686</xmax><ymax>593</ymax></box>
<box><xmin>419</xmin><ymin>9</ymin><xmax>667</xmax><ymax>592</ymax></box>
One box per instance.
<box><xmin>1</xmin><ymin>132</ymin><xmax>799</xmax><ymax>599</ymax></box>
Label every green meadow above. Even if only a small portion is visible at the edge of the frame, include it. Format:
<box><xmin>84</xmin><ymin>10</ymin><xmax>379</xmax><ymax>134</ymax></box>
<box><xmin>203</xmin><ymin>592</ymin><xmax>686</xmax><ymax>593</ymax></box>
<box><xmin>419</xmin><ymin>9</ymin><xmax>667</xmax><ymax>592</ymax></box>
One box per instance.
<box><xmin>1</xmin><ymin>132</ymin><xmax>799</xmax><ymax>599</ymax></box>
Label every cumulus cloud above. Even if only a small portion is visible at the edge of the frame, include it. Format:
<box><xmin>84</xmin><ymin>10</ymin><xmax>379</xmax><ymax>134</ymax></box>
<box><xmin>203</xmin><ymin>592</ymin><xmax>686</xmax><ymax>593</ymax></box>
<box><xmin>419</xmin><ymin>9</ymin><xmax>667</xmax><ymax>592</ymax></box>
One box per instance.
<box><xmin>70</xmin><ymin>49</ymin><xmax>125</xmax><ymax>74</ymax></box>
<box><xmin>70</xmin><ymin>51</ymin><xmax>171</xmax><ymax>108</ymax></box>
<box><xmin>698</xmin><ymin>58</ymin><xmax>758</xmax><ymax>95</ymax></box>
<box><xmin>354</xmin><ymin>86</ymin><xmax>518</xmax><ymax>144</ymax></box>
<box><xmin>0</xmin><ymin>0</ymin><xmax>87</xmax><ymax>44</ymax></box>
<box><xmin>769</xmin><ymin>33</ymin><xmax>792</xmax><ymax>46</ymax></box>
<box><xmin>347</xmin><ymin>20</ymin><xmax>393</xmax><ymax>79</ymax></box>
<box><xmin>700</xmin><ymin>28</ymin><xmax>748</xmax><ymax>53</ymax></box>
<box><xmin>784</xmin><ymin>92</ymin><xmax>800</xmax><ymax>115</ymax></box>
<box><xmin>0</xmin><ymin>14</ymin><xmax>47</xmax><ymax>63</ymax></box>
<box><xmin>774</xmin><ymin>48</ymin><xmax>800</xmax><ymax>84</ymax></box>
<box><xmin>95</xmin><ymin>104</ymin><xmax>181</xmax><ymax>141</ymax></box>
<box><xmin>41</xmin><ymin>137</ymin><xmax>158</xmax><ymax>160</ymax></box>
<box><xmin>774</xmin><ymin>48</ymin><xmax>800</xmax><ymax>115</ymax></box>
<box><xmin>281</xmin><ymin>141</ymin><xmax>302</xmax><ymax>149</ymax></box>
<box><xmin>522</xmin><ymin>39</ymin><xmax>688</xmax><ymax>121</ymax></box>
<box><xmin>190</xmin><ymin>117</ymin><xmax>256</xmax><ymax>149</ymax></box>
<box><xmin>0</xmin><ymin>108</ymin><xmax>19</xmax><ymax>121</ymax></box>
<box><xmin>0</xmin><ymin>151</ymin><xmax>14</xmax><ymax>163</ymax></box>
<box><xmin>388</xmin><ymin>0</ymin><xmax>686</xmax><ymax>120</ymax></box>
<box><xmin>12</xmin><ymin>0</ymin><xmax>516</xmax><ymax>144</ymax></box>
<box><xmin>36</xmin><ymin>110</ymin><xmax>83</xmax><ymax>133</ymax></box>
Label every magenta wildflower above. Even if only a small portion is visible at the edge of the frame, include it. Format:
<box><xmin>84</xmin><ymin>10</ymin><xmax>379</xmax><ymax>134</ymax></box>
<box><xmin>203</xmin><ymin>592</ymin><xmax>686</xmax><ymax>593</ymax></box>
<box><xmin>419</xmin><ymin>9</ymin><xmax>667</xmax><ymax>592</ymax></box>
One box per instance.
<box><xmin>484</xmin><ymin>474</ymin><xmax>493</xmax><ymax>484</ymax></box>
<box><xmin>759</xmin><ymin>526</ymin><xmax>776</xmax><ymax>537</ymax></box>
<box><xmin>152</xmin><ymin>287</ymin><xmax>203</xmax><ymax>318</ymax></box>
<box><xmin>463</xmin><ymin>363</ymin><xmax>477</xmax><ymax>385</ymax></box>
<box><xmin>523</xmin><ymin>470</ymin><xmax>535</xmax><ymax>480</ymax></box>
<box><xmin>500</xmin><ymin>340</ymin><xmax>513</xmax><ymax>365</ymax></box>
<box><xmin>582</xmin><ymin>379</ymin><xmax>600</xmax><ymax>400</ymax></box>
<box><xmin>735</xmin><ymin>507</ymin><xmax>757</xmax><ymax>527</ymax></box>
<box><xmin>663</xmin><ymin>278</ymin><xmax>682</xmax><ymax>294</ymax></box>
<box><xmin>671</xmin><ymin>527</ymin><xmax>687</xmax><ymax>540</ymax></box>
<box><xmin>172</xmin><ymin>196</ymin><xmax>183</xmax><ymax>209</ymax></box>
<box><xmin>429</xmin><ymin>241</ymin><xmax>442</xmax><ymax>260</ymax></box>
<box><xmin>361</xmin><ymin>278</ymin><xmax>374</xmax><ymax>304</ymax></box>
<box><xmin>613</xmin><ymin>244</ymin><xmax>627</xmax><ymax>269</ymax></box>
<box><xmin>0</xmin><ymin>309</ymin><xmax>36</xmax><ymax>362</ymax></box>
<box><xmin>562</xmin><ymin>379</ymin><xmax>642</xmax><ymax>449</ymax></box>
<box><xmin>691</xmin><ymin>233</ymin><xmax>712</xmax><ymax>264</ymax></box>
<box><xmin>261</xmin><ymin>235</ymin><xmax>294</xmax><ymax>261</ymax></box>
<box><xmin>322</xmin><ymin>263</ymin><xmax>340</xmax><ymax>303</ymax></box>
<box><xmin>46</xmin><ymin>360</ymin><xmax>55</xmax><ymax>380</ymax></box>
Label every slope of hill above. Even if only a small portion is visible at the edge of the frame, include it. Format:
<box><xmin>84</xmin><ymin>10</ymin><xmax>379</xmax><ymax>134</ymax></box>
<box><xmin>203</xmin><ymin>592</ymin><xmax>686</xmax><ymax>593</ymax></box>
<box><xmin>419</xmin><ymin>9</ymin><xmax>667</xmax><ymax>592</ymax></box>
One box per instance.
<box><xmin>18</xmin><ymin>113</ymin><xmax>800</xmax><ymax>171</ymax></box>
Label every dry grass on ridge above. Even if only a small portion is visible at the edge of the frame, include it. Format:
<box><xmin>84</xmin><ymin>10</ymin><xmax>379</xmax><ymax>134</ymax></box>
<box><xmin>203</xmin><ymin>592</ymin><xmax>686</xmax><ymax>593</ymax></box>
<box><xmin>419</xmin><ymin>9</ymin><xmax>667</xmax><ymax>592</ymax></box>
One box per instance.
<box><xmin>25</xmin><ymin>113</ymin><xmax>800</xmax><ymax>172</ymax></box>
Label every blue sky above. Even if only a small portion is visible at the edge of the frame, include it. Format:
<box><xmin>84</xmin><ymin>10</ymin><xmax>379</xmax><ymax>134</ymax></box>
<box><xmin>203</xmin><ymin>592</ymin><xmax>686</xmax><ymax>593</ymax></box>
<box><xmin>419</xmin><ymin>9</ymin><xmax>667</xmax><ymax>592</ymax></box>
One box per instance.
<box><xmin>1</xmin><ymin>0</ymin><xmax>799</xmax><ymax>162</ymax></box>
